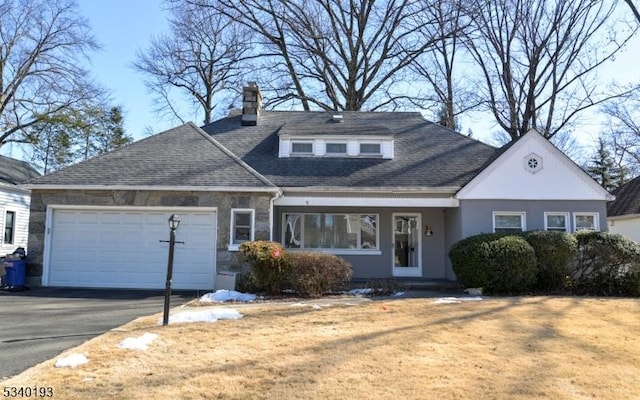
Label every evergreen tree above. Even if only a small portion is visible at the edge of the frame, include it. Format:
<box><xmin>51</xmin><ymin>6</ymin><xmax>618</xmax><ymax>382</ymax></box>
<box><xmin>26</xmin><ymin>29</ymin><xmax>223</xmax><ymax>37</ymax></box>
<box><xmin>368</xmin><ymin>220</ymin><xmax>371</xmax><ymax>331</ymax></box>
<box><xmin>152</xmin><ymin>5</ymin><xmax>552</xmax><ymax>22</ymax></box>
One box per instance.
<box><xmin>586</xmin><ymin>137</ymin><xmax>627</xmax><ymax>192</ymax></box>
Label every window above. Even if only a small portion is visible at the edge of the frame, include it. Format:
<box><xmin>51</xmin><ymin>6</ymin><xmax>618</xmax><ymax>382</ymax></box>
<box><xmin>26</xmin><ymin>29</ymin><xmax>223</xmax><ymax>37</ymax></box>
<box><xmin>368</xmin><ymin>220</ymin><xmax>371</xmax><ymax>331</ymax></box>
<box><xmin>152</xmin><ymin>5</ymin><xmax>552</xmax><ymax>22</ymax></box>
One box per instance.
<box><xmin>4</xmin><ymin>211</ymin><xmax>15</xmax><ymax>244</ymax></box>
<box><xmin>291</xmin><ymin>142</ymin><xmax>313</xmax><ymax>155</ymax></box>
<box><xmin>359</xmin><ymin>143</ymin><xmax>381</xmax><ymax>155</ymax></box>
<box><xmin>326</xmin><ymin>142</ymin><xmax>347</xmax><ymax>154</ymax></box>
<box><xmin>493</xmin><ymin>212</ymin><xmax>525</xmax><ymax>233</ymax></box>
<box><xmin>574</xmin><ymin>212</ymin><xmax>599</xmax><ymax>231</ymax></box>
<box><xmin>545</xmin><ymin>212</ymin><xmax>569</xmax><ymax>232</ymax></box>
<box><xmin>283</xmin><ymin>213</ymin><xmax>378</xmax><ymax>252</ymax></box>
<box><xmin>230</xmin><ymin>209</ymin><xmax>255</xmax><ymax>249</ymax></box>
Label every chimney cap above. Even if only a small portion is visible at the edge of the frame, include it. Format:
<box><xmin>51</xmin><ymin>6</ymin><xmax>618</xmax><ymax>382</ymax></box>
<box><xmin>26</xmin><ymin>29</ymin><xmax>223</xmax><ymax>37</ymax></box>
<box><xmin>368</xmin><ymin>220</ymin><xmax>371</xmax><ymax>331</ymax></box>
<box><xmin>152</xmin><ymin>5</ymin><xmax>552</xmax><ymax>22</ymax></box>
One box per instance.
<box><xmin>247</xmin><ymin>81</ymin><xmax>258</xmax><ymax>87</ymax></box>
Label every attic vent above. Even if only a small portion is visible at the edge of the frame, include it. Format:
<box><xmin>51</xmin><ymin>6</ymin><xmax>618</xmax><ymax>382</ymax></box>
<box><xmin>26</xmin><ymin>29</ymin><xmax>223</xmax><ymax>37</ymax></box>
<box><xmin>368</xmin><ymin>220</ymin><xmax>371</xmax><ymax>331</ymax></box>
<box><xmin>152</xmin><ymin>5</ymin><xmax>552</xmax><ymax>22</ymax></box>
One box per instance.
<box><xmin>331</xmin><ymin>115</ymin><xmax>343</xmax><ymax>122</ymax></box>
<box><xmin>524</xmin><ymin>153</ymin><xmax>543</xmax><ymax>174</ymax></box>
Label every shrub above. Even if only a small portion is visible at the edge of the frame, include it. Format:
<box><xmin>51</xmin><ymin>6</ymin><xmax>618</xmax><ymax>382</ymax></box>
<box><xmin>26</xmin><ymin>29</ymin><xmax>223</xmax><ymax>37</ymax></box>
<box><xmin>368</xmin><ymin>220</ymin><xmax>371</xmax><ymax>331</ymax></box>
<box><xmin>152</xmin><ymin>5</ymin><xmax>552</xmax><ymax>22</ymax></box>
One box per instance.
<box><xmin>521</xmin><ymin>231</ymin><xmax>577</xmax><ymax>291</ymax></box>
<box><xmin>287</xmin><ymin>252</ymin><xmax>353</xmax><ymax>297</ymax></box>
<box><xmin>571</xmin><ymin>231</ymin><xmax>640</xmax><ymax>296</ymax></box>
<box><xmin>448</xmin><ymin>233</ymin><xmax>505</xmax><ymax>289</ymax></box>
<box><xmin>449</xmin><ymin>233</ymin><xmax>537</xmax><ymax>295</ymax></box>
<box><xmin>238</xmin><ymin>241</ymin><xmax>290</xmax><ymax>295</ymax></box>
<box><xmin>484</xmin><ymin>236</ymin><xmax>537</xmax><ymax>295</ymax></box>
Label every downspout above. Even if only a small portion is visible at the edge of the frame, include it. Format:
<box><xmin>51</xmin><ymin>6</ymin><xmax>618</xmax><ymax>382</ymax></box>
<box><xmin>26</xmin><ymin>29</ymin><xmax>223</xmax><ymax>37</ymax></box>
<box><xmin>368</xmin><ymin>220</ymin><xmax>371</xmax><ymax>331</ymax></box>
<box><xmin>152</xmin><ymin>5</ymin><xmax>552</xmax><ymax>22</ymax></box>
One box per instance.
<box><xmin>269</xmin><ymin>189</ymin><xmax>283</xmax><ymax>241</ymax></box>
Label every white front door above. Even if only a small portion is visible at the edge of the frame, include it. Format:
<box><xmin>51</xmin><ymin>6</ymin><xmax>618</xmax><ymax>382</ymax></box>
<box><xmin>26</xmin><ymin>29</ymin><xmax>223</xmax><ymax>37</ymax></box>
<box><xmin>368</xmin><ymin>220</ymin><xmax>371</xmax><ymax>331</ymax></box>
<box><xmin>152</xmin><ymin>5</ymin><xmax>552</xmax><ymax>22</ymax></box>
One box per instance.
<box><xmin>392</xmin><ymin>214</ymin><xmax>422</xmax><ymax>277</ymax></box>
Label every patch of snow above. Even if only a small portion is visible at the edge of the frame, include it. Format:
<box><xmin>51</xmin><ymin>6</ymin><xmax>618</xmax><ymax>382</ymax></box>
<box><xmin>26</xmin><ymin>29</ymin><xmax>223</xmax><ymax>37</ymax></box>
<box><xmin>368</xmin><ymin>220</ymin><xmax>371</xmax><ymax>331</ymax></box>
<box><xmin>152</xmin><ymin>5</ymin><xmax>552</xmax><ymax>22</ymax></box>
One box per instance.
<box><xmin>163</xmin><ymin>308</ymin><xmax>243</xmax><ymax>324</ymax></box>
<box><xmin>54</xmin><ymin>353</ymin><xmax>88</xmax><ymax>368</ymax></box>
<box><xmin>199</xmin><ymin>290</ymin><xmax>256</xmax><ymax>303</ymax></box>
<box><xmin>118</xmin><ymin>333</ymin><xmax>159</xmax><ymax>350</ymax></box>
<box><xmin>464</xmin><ymin>288</ymin><xmax>483</xmax><ymax>296</ymax></box>
<box><xmin>289</xmin><ymin>302</ymin><xmax>331</xmax><ymax>309</ymax></box>
<box><xmin>393</xmin><ymin>291</ymin><xmax>407</xmax><ymax>297</ymax></box>
<box><xmin>432</xmin><ymin>296</ymin><xmax>484</xmax><ymax>304</ymax></box>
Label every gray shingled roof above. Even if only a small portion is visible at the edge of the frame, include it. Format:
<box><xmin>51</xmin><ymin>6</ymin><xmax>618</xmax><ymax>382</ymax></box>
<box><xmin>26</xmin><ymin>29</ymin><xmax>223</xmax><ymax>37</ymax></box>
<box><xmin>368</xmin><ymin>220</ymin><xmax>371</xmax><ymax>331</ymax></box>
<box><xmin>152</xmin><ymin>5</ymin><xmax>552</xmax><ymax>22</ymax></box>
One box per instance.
<box><xmin>608</xmin><ymin>175</ymin><xmax>640</xmax><ymax>217</ymax></box>
<box><xmin>202</xmin><ymin>111</ymin><xmax>497</xmax><ymax>189</ymax></box>
<box><xmin>279</xmin><ymin>119</ymin><xmax>394</xmax><ymax>137</ymax></box>
<box><xmin>0</xmin><ymin>155</ymin><xmax>40</xmax><ymax>185</ymax></box>
<box><xmin>29</xmin><ymin>122</ymin><xmax>276</xmax><ymax>188</ymax></box>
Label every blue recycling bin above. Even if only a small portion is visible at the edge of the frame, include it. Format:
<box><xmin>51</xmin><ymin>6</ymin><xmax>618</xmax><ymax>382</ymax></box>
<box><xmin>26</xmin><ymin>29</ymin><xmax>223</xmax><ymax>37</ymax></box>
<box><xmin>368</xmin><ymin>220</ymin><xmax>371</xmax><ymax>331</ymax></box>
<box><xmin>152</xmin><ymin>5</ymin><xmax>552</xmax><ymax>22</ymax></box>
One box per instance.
<box><xmin>3</xmin><ymin>259</ymin><xmax>26</xmax><ymax>287</ymax></box>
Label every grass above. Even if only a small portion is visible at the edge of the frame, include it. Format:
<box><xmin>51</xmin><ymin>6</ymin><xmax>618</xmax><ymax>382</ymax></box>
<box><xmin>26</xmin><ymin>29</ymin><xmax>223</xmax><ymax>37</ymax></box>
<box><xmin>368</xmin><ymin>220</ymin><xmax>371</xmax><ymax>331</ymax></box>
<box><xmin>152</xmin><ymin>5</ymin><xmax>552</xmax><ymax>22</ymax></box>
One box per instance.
<box><xmin>3</xmin><ymin>296</ymin><xmax>640</xmax><ymax>399</ymax></box>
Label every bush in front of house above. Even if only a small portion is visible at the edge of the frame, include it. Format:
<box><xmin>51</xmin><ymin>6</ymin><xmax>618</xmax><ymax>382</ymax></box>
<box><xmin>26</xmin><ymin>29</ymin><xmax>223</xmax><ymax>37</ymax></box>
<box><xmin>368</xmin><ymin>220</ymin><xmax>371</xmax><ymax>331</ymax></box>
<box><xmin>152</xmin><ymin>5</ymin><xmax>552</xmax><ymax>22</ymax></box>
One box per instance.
<box><xmin>448</xmin><ymin>233</ymin><xmax>505</xmax><ymax>290</ymax></box>
<box><xmin>239</xmin><ymin>241</ymin><xmax>291</xmax><ymax>295</ymax></box>
<box><xmin>286</xmin><ymin>252</ymin><xmax>353</xmax><ymax>297</ymax></box>
<box><xmin>484</xmin><ymin>236</ymin><xmax>537</xmax><ymax>295</ymax></box>
<box><xmin>449</xmin><ymin>233</ymin><xmax>537</xmax><ymax>295</ymax></box>
<box><xmin>571</xmin><ymin>231</ymin><xmax>640</xmax><ymax>296</ymax></box>
<box><xmin>521</xmin><ymin>231</ymin><xmax>577</xmax><ymax>291</ymax></box>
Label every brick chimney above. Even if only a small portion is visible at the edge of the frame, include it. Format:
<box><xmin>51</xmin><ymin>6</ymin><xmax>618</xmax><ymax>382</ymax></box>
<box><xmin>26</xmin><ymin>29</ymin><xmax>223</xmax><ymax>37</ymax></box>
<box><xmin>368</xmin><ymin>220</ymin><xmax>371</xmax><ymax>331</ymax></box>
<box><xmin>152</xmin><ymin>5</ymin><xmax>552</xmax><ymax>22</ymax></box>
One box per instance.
<box><xmin>241</xmin><ymin>82</ymin><xmax>262</xmax><ymax>126</ymax></box>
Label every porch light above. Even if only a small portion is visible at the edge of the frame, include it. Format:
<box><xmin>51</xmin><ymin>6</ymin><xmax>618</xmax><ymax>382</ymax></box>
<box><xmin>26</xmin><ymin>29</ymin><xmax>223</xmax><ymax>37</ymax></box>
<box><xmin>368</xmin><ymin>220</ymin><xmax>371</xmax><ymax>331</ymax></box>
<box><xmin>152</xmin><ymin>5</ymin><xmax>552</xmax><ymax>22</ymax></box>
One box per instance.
<box><xmin>168</xmin><ymin>214</ymin><xmax>181</xmax><ymax>230</ymax></box>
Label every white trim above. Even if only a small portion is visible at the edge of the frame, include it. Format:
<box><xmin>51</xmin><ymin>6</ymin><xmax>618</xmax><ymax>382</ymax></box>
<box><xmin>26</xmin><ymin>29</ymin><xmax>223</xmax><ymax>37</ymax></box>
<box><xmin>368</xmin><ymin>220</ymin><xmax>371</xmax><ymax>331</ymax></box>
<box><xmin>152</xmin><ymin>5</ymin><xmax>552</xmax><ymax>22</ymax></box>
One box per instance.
<box><xmin>492</xmin><ymin>211</ymin><xmax>526</xmax><ymax>233</ymax></box>
<box><xmin>280</xmin><ymin>186</ymin><xmax>461</xmax><ymax>194</ymax></box>
<box><xmin>544</xmin><ymin>212</ymin><xmax>570</xmax><ymax>232</ymax></box>
<box><xmin>46</xmin><ymin>205</ymin><xmax>219</xmax><ymax>212</ymax></box>
<box><xmin>392</xmin><ymin>213</ymin><xmax>422</xmax><ymax>277</ymax></box>
<box><xmin>275</xmin><ymin>196</ymin><xmax>458</xmax><ymax>207</ymax></box>
<box><xmin>574</xmin><ymin>212</ymin><xmax>600</xmax><ymax>231</ymax></box>
<box><xmin>23</xmin><ymin>185</ymin><xmax>279</xmax><ymax>192</ymax></box>
<box><xmin>229</xmin><ymin>208</ymin><xmax>255</xmax><ymax>251</ymax></box>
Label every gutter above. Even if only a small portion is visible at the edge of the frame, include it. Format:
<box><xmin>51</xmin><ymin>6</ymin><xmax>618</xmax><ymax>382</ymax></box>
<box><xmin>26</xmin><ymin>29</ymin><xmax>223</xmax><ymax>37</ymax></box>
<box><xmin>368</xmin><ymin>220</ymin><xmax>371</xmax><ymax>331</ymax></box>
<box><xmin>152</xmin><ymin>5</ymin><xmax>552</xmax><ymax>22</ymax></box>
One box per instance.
<box><xmin>269</xmin><ymin>189</ymin><xmax>284</xmax><ymax>241</ymax></box>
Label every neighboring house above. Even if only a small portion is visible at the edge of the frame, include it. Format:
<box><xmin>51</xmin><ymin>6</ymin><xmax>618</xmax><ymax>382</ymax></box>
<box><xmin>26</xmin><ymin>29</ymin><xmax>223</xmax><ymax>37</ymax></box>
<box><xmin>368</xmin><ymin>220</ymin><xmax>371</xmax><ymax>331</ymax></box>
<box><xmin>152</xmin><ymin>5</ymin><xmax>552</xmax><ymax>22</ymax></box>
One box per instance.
<box><xmin>607</xmin><ymin>175</ymin><xmax>640</xmax><ymax>243</ymax></box>
<box><xmin>24</xmin><ymin>84</ymin><xmax>612</xmax><ymax>290</ymax></box>
<box><xmin>0</xmin><ymin>155</ymin><xmax>40</xmax><ymax>256</ymax></box>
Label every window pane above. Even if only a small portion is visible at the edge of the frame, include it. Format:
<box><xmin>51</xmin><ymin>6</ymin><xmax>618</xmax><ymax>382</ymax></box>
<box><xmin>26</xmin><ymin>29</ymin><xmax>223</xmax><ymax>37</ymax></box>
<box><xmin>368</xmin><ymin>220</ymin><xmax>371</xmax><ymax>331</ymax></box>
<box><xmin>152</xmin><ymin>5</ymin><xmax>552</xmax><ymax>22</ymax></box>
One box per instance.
<box><xmin>235</xmin><ymin>212</ymin><xmax>251</xmax><ymax>227</ymax></box>
<box><xmin>284</xmin><ymin>214</ymin><xmax>301</xmax><ymax>248</ymax></box>
<box><xmin>304</xmin><ymin>214</ymin><xmax>323</xmax><ymax>248</ymax></box>
<box><xmin>326</xmin><ymin>143</ymin><xmax>347</xmax><ymax>153</ymax></box>
<box><xmin>495</xmin><ymin>215</ymin><xmax>522</xmax><ymax>229</ymax></box>
<box><xmin>4</xmin><ymin>211</ymin><xmax>15</xmax><ymax>244</ymax></box>
<box><xmin>546</xmin><ymin>214</ymin><xmax>566</xmax><ymax>231</ymax></box>
<box><xmin>292</xmin><ymin>142</ymin><xmax>313</xmax><ymax>153</ymax></box>
<box><xmin>575</xmin><ymin>215</ymin><xmax>595</xmax><ymax>230</ymax></box>
<box><xmin>233</xmin><ymin>228</ymin><xmax>251</xmax><ymax>244</ymax></box>
<box><xmin>361</xmin><ymin>214</ymin><xmax>377</xmax><ymax>249</ymax></box>
<box><xmin>360</xmin><ymin>143</ymin><xmax>381</xmax><ymax>154</ymax></box>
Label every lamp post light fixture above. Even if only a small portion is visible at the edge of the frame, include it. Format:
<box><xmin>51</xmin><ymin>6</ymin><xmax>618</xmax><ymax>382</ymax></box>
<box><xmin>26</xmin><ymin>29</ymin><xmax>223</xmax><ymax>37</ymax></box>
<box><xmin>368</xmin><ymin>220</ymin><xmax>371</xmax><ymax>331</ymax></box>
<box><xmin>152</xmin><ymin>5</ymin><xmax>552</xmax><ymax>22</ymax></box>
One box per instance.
<box><xmin>162</xmin><ymin>214</ymin><xmax>181</xmax><ymax>326</ymax></box>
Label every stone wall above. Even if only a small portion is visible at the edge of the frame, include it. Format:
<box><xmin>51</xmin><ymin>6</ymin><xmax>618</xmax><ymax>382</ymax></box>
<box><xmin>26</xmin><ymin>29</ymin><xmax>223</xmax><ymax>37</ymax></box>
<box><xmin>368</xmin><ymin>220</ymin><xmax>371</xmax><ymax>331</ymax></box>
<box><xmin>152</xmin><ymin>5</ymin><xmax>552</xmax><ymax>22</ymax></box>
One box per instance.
<box><xmin>27</xmin><ymin>189</ymin><xmax>273</xmax><ymax>281</ymax></box>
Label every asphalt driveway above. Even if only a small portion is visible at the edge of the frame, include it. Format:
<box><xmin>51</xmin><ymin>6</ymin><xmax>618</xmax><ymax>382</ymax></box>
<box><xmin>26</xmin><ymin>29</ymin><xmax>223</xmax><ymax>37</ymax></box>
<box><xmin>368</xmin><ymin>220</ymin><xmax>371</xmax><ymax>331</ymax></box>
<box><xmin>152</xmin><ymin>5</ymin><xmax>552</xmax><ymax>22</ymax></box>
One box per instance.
<box><xmin>0</xmin><ymin>287</ymin><xmax>199</xmax><ymax>380</ymax></box>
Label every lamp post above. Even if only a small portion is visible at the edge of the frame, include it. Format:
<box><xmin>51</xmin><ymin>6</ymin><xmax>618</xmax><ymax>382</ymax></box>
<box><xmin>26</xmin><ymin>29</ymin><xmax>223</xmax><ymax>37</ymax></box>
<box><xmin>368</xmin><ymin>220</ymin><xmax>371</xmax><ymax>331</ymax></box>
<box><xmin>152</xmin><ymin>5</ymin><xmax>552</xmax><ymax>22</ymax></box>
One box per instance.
<box><xmin>162</xmin><ymin>214</ymin><xmax>181</xmax><ymax>326</ymax></box>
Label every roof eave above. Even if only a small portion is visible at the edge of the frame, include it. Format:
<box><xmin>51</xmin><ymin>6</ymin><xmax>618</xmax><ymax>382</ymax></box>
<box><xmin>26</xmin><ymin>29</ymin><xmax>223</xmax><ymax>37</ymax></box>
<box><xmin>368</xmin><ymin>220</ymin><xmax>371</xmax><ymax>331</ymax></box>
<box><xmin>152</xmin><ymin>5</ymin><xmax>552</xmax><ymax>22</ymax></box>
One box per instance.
<box><xmin>23</xmin><ymin>184</ymin><xmax>280</xmax><ymax>193</ymax></box>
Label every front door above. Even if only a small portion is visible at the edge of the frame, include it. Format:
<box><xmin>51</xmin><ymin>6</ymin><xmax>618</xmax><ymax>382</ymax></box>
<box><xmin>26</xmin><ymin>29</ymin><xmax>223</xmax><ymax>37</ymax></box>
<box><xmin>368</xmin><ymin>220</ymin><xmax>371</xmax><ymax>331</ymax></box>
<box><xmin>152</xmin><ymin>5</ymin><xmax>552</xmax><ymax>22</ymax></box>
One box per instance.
<box><xmin>392</xmin><ymin>214</ymin><xmax>422</xmax><ymax>277</ymax></box>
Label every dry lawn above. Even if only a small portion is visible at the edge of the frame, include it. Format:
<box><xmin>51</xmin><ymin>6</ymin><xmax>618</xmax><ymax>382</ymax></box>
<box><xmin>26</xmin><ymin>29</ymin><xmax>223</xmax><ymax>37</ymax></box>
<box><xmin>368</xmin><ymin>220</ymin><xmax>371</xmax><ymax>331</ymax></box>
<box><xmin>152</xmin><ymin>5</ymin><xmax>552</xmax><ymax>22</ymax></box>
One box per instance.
<box><xmin>3</xmin><ymin>296</ymin><xmax>640</xmax><ymax>399</ymax></box>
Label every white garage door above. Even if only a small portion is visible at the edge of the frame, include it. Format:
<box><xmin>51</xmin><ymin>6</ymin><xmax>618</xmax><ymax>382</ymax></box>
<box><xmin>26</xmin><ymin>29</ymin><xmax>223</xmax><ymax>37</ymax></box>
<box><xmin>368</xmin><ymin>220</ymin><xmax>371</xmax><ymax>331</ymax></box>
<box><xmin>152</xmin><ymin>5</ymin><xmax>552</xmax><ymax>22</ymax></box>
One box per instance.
<box><xmin>46</xmin><ymin>207</ymin><xmax>217</xmax><ymax>289</ymax></box>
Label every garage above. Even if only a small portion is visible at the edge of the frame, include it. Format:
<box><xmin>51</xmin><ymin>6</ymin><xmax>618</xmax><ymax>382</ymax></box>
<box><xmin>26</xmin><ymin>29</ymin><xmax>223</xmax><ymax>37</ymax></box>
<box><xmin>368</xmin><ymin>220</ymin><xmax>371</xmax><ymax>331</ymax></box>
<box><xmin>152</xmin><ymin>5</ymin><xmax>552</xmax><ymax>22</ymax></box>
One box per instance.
<box><xmin>44</xmin><ymin>207</ymin><xmax>217</xmax><ymax>290</ymax></box>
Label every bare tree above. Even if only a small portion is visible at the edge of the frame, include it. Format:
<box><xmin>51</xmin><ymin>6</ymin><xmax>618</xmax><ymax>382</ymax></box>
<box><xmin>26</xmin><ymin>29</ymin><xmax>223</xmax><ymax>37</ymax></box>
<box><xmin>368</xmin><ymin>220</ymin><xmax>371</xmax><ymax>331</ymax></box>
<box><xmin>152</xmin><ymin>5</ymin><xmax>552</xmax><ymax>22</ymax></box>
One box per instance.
<box><xmin>133</xmin><ymin>2</ymin><xmax>252</xmax><ymax>125</ymax></box>
<box><xmin>601</xmin><ymin>94</ymin><xmax>640</xmax><ymax>177</ymax></box>
<box><xmin>410</xmin><ymin>0</ymin><xmax>478</xmax><ymax>129</ymax></box>
<box><xmin>623</xmin><ymin>0</ymin><xmax>640</xmax><ymax>22</ymax></box>
<box><xmin>0</xmin><ymin>0</ymin><xmax>103</xmax><ymax>147</ymax></box>
<box><xmin>191</xmin><ymin>0</ymin><xmax>455</xmax><ymax>111</ymax></box>
<box><xmin>465</xmin><ymin>0</ymin><xmax>637</xmax><ymax>140</ymax></box>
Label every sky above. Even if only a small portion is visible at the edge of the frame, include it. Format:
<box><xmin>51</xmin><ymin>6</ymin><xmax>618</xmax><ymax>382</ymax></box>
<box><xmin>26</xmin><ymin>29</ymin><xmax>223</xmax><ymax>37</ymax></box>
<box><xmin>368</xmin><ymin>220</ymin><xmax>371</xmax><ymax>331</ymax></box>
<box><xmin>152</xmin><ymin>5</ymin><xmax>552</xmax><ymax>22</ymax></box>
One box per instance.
<box><xmin>2</xmin><ymin>0</ymin><xmax>639</xmax><ymax>161</ymax></box>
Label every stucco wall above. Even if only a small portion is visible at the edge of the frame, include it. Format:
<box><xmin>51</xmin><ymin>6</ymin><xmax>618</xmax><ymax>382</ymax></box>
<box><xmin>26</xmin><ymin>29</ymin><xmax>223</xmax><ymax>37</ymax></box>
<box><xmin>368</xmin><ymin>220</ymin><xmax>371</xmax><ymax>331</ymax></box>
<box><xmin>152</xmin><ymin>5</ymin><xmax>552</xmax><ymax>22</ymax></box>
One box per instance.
<box><xmin>459</xmin><ymin>199</ymin><xmax>608</xmax><ymax>237</ymax></box>
<box><xmin>274</xmin><ymin>206</ymin><xmax>449</xmax><ymax>280</ymax></box>
<box><xmin>27</xmin><ymin>190</ymin><xmax>273</xmax><ymax>279</ymax></box>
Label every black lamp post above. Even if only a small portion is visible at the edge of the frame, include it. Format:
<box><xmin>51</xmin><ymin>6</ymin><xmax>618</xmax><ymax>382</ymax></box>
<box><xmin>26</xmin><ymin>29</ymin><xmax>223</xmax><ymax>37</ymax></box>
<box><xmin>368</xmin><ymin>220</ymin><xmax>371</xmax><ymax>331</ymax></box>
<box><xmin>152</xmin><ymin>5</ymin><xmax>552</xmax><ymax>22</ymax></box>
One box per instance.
<box><xmin>162</xmin><ymin>214</ymin><xmax>181</xmax><ymax>326</ymax></box>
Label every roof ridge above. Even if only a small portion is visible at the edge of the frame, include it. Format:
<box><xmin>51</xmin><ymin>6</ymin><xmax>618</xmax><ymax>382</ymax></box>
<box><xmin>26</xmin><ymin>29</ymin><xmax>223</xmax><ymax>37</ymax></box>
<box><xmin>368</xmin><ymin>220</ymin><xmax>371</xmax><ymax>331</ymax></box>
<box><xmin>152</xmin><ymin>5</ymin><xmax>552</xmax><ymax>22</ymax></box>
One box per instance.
<box><xmin>189</xmin><ymin>122</ymin><xmax>278</xmax><ymax>189</ymax></box>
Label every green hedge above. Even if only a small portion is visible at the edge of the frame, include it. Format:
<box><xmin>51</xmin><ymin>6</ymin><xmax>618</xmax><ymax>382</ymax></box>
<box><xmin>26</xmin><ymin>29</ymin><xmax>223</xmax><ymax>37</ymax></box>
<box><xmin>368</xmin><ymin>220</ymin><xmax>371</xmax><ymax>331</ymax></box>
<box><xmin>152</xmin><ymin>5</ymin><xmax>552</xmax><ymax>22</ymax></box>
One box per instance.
<box><xmin>522</xmin><ymin>231</ymin><xmax>577</xmax><ymax>291</ymax></box>
<box><xmin>239</xmin><ymin>241</ymin><xmax>290</xmax><ymax>295</ymax></box>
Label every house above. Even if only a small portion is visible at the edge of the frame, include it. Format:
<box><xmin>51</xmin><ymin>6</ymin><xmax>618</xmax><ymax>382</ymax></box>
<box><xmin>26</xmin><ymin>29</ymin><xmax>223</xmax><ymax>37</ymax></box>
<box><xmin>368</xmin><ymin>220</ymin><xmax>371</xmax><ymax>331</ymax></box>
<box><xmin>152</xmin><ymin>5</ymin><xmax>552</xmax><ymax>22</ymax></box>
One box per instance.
<box><xmin>23</xmin><ymin>84</ymin><xmax>612</xmax><ymax>290</ymax></box>
<box><xmin>0</xmin><ymin>155</ymin><xmax>40</xmax><ymax>255</ymax></box>
<box><xmin>607</xmin><ymin>175</ymin><xmax>640</xmax><ymax>243</ymax></box>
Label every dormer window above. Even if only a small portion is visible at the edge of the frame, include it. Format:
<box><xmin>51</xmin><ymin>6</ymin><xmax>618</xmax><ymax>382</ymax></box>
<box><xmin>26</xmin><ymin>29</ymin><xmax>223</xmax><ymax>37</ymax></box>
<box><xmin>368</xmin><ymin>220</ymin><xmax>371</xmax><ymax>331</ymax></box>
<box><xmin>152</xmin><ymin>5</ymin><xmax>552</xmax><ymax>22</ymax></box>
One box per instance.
<box><xmin>359</xmin><ymin>143</ymin><xmax>381</xmax><ymax>155</ymax></box>
<box><xmin>291</xmin><ymin>141</ymin><xmax>313</xmax><ymax>155</ymax></box>
<box><xmin>278</xmin><ymin>116</ymin><xmax>394</xmax><ymax>159</ymax></box>
<box><xmin>326</xmin><ymin>142</ymin><xmax>347</xmax><ymax>155</ymax></box>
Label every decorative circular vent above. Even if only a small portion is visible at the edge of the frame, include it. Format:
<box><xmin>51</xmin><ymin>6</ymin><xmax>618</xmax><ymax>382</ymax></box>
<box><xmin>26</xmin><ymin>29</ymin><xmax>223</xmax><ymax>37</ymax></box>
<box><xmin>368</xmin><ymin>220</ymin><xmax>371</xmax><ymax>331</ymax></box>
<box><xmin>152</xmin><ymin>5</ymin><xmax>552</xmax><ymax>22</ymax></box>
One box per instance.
<box><xmin>524</xmin><ymin>153</ymin><xmax>542</xmax><ymax>174</ymax></box>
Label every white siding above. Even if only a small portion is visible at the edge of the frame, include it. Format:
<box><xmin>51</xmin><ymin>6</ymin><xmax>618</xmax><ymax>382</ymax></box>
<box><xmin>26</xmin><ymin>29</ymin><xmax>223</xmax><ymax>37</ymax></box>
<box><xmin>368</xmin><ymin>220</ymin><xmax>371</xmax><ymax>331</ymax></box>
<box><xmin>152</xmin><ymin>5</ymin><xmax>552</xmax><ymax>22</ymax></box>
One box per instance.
<box><xmin>608</xmin><ymin>216</ymin><xmax>640</xmax><ymax>243</ymax></box>
<box><xmin>0</xmin><ymin>186</ymin><xmax>31</xmax><ymax>254</ymax></box>
<box><xmin>457</xmin><ymin>130</ymin><xmax>611</xmax><ymax>201</ymax></box>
